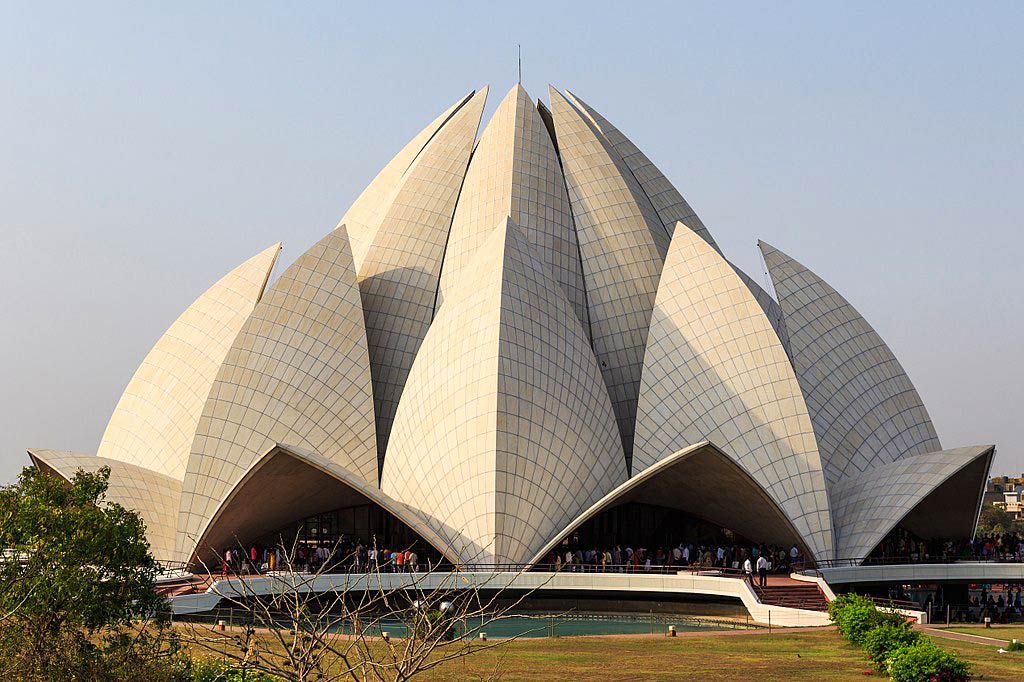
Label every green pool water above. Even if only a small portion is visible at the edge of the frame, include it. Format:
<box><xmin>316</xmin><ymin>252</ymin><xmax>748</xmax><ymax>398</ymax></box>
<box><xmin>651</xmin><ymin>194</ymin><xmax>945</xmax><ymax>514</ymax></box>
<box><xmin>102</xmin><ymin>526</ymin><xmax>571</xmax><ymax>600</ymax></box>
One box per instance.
<box><xmin>348</xmin><ymin>614</ymin><xmax>747</xmax><ymax>639</ymax></box>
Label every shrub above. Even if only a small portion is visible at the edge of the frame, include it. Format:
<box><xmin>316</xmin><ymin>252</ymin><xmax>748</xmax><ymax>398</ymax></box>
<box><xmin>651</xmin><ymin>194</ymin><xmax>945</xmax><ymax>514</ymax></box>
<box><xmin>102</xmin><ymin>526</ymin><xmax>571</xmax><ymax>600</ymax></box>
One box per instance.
<box><xmin>886</xmin><ymin>639</ymin><xmax>971</xmax><ymax>682</ymax></box>
<box><xmin>412</xmin><ymin>608</ymin><xmax>456</xmax><ymax>641</ymax></box>
<box><xmin>827</xmin><ymin>593</ymin><xmax>907</xmax><ymax>645</ymax></box>
<box><xmin>827</xmin><ymin>593</ymin><xmax>873</xmax><ymax>634</ymax></box>
<box><xmin>1007</xmin><ymin>639</ymin><xmax>1024</xmax><ymax>652</ymax></box>
<box><xmin>862</xmin><ymin>621</ymin><xmax>921</xmax><ymax>671</ymax></box>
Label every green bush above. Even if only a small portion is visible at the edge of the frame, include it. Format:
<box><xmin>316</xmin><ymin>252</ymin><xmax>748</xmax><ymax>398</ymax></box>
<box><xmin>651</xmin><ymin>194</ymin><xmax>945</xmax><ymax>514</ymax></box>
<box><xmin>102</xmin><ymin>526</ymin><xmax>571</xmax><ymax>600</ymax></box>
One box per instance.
<box><xmin>826</xmin><ymin>593</ymin><xmax>872</xmax><ymax>635</ymax></box>
<box><xmin>827</xmin><ymin>593</ymin><xmax>907</xmax><ymax>645</ymax></box>
<box><xmin>412</xmin><ymin>608</ymin><xmax>456</xmax><ymax>641</ymax></box>
<box><xmin>886</xmin><ymin>639</ymin><xmax>971</xmax><ymax>682</ymax></box>
<box><xmin>862</xmin><ymin>621</ymin><xmax>921</xmax><ymax>671</ymax></box>
<box><xmin>1007</xmin><ymin>639</ymin><xmax>1024</xmax><ymax>652</ymax></box>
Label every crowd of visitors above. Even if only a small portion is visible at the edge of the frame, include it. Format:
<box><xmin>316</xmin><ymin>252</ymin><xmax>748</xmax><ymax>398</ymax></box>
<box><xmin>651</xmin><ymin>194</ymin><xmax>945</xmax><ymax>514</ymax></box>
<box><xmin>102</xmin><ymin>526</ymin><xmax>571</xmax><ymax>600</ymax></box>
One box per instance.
<box><xmin>888</xmin><ymin>583</ymin><xmax>1024</xmax><ymax>625</ymax></box>
<box><xmin>217</xmin><ymin>528</ymin><xmax>1024</xmax><ymax>580</ymax></box>
<box><xmin>956</xmin><ymin>585</ymin><xmax>1024</xmax><ymax>623</ymax></box>
<box><xmin>540</xmin><ymin>541</ymin><xmax>802</xmax><ymax>580</ymax></box>
<box><xmin>218</xmin><ymin>537</ymin><xmax>801</xmax><ymax>579</ymax></box>
<box><xmin>219</xmin><ymin>539</ymin><xmax>426</xmax><ymax>577</ymax></box>
<box><xmin>868</xmin><ymin>532</ymin><xmax>1024</xmax><ymax>563</ymax></box>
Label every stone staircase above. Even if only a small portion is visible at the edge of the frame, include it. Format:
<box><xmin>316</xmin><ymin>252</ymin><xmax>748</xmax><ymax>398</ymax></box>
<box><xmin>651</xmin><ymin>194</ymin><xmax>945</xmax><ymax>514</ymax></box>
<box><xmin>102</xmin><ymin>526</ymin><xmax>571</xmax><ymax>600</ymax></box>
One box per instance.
<box><xmin>755</xmin><ymin>581</ymin><xmax>830</xmax><ymax>612</ymax></box>
<box><xmin>155</xmin><ymin>575</ymin><xmax>212</xmax><ymax>598</ymax></box>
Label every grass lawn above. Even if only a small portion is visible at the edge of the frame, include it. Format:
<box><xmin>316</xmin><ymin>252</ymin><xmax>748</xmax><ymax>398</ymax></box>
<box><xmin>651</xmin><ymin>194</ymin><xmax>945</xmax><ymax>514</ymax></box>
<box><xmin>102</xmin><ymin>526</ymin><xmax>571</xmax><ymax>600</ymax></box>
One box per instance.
<box><xmin>416</xmin><ymin>630</ymin><xmax>1024</xmax><ymax>681</ymax></box>
<box><xmin>940</xmin><ymin>625</ymin><xmax>1024</xmax><ymax>640</ymax></box>
<box><xmin>182</xmin><ymin>626</ymin><xmax>1024</xmax><ymax>681</ymax></box>
<box><xmin>929</xmin><ymin>638</ymin><xmax>1024</xmax><ymax>680</ymax></box>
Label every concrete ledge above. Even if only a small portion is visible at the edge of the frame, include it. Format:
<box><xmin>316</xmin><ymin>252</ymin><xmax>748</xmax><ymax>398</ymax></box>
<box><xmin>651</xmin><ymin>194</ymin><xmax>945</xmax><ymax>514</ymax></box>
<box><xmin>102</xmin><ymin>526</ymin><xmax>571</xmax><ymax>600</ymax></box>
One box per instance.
<box><xmin>818</xmin><ymin>562</ymin><xmax>1024</xmax><ymax>585</ymax></box>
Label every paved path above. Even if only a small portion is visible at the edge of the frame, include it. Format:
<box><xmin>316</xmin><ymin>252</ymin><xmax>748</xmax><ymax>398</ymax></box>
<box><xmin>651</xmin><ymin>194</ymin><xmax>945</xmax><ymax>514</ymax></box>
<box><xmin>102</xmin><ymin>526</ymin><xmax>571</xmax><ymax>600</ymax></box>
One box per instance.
<box><xmin>922</xmin><ymin>626</ymin><xmax>1013</xmax><ymax>646</ymax></box>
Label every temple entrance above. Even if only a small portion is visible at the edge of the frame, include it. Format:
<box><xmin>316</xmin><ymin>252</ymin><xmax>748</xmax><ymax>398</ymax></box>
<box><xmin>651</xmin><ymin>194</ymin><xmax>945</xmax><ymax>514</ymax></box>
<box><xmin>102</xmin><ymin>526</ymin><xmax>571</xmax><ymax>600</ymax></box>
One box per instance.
<box><xmin>189</xmin><ymin>446</ymin><xmax>458</xmax><ymax>569</ymax></box>
<box><xmin>868</xmin><ymin>525</ymin><xmax>980</xmax><ymax>563</ymax></box>
<box><xmin>564</xmin><ymin>502</ymin><xmax>748</xmax><ymax>551</ymax></box>
<box><xmin>255</xmin><ymin>502</ymin><xmax>447</xmax><ymax>570</ymax></box>
<box><xmin>539</xmin><ymin>501</ymin><xmax>790</xmax><ymax>571</ymax></box>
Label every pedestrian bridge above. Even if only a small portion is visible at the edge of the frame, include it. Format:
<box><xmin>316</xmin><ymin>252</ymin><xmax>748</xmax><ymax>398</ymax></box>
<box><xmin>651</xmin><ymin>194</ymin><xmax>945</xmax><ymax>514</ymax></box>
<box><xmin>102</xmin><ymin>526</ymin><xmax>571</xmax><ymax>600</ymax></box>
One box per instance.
<box><xmin>167</xmin><ymin>569</ymin><xmax>833</xmax><ymax>627</ymax></box>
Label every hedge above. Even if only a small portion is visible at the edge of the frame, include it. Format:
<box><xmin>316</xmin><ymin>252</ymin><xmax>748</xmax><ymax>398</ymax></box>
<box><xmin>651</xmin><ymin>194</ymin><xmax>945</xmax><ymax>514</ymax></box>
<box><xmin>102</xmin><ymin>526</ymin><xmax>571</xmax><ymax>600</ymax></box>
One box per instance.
<box><xmin>828</xmin><ymin>592</ymin><xmax>970</xmax><ymax>680</ymax></box>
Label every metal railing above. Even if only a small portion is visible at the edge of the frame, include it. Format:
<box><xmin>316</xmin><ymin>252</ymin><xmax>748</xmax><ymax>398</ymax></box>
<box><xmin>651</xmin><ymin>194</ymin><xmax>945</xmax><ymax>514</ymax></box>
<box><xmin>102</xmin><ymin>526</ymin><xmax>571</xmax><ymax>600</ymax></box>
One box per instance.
<box><xmin>174</xmin><ymin>607</ymin><xmax>763</xmax><ymax>636</ymax></box>
<box><xmin>156</xmin><ymin>560</ymin><xmax>191</xmax><ymax>576</ymax></box>
<box><xmin>868</xmin><ymin>596</ymin><xmax>922</xmax><ymax>612</ymax></box>
<box><xmin>190</xmin><ymin>561</ymin><xmax>754</xmax><ymax>579</ymax></box>
<box><xmin>795</xmin><ymin>555</ymin><xmax>1024</xmax><ymax>572</ymax></box>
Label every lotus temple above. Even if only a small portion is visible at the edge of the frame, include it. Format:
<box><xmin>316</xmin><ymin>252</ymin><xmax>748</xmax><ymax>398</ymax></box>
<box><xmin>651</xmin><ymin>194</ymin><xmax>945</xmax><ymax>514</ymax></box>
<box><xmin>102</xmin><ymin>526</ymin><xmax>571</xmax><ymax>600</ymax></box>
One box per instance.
<box><xmin>27</xmin><ymin>83</ymin><xmax>995</xmax><ymax>582</ymax></box>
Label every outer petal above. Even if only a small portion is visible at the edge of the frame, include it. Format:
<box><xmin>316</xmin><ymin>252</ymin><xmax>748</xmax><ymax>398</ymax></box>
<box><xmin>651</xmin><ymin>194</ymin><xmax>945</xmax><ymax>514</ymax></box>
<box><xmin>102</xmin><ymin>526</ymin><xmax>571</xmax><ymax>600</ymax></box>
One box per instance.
<box><xmin>548</xmin><ymin>87</ymin><xmax>669</xmax><ymax>471</ymax></box>
<box><xmin>436</xmin><ymin>84</ymin><xmax>588</xmax><ymax>329</ymax></box>
<box><xmin>382</xmin><ymin>218</ymin><xmax>628</xmax><ymax>565</ymax></box>
<box><xmin>635</xmin><ymin>224</ymin><xmax>833</xmax><ymax>560</ymax></box>
<box><xmin>178</xmin><ymin>226</ymin><xmax>376</xmax><ymax>562</ymax></box>
<box><xmin>563</xmin><ymin>90</ymin><xmax>720</xmax><ymax>251</ymax></box>
<box><xmin>357</xmin><ymin>87</ymin><xmax>489</xmax><ymax>470</ymax></box>
<box><xmin>829</xmin><ymin>446</ymin><xmax>994</xmax><ymax>562</ymax></box>
<box><xmin>730</xmin><ymin>262</ymin><xmax>792</xmax><ymax>356</ymax></box>
<box><xmin>759</xmin><ymin>241</ymin><xmax>942</xmax><ymax>485</ymax></box>
<box><xmin>28</xmin><ymin>449</ymin><xmax>182</xmax><ymax>563</ymax></box>
<box><xmin>338</xmin><ymin>90</ymin><xmax>476</xmax><ymax>271</ymax></box>
<box><xmin>97</xmin><ymin>244</ymin><xmax>280</xmax><ymax>480</ymax></box>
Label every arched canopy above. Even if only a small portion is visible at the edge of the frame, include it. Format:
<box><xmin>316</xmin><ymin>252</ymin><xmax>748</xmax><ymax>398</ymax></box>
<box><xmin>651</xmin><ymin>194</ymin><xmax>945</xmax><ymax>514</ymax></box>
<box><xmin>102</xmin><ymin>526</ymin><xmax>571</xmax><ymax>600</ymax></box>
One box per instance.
<box><xmin>184</xmin><ymin>444</ymin><xmax>459</xmax><ymax>567</ymax></box>
<box><xmin>528</xmin><ymin>441</ymin><xmax>814</xmax><ymax>565</ymax></box>
<box><xmin>829</xmin><ymin>445</ymin><xmax>995</xmax><ymax>562</ymax></box>
<box><xmin>27</xmin><ymin>448</ymin><xmax>181</xmax><ymax>563</ymax></box>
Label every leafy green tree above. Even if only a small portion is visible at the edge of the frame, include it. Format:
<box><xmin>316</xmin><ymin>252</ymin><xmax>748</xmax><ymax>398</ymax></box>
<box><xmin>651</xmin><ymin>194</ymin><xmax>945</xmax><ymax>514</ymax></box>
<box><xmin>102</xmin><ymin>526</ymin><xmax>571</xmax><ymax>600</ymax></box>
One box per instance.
<box><xmin>0</xmin><ymin>465</ymin><xmax>181</xmax><ymax>681</ymax></box>
<box><xmin>976</xmin><ymin>502</ymin><xmax>1021</xmax><ymax>536</ymax></box>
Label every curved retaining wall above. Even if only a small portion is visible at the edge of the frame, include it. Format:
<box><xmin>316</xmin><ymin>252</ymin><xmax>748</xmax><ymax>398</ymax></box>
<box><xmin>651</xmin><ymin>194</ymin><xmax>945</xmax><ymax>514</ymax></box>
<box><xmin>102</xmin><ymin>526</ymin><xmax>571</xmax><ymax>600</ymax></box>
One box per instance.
<box><xmin>169</xmin><ymin>570</ymin><xmax>831</xmax><ymax>627</ymax></box>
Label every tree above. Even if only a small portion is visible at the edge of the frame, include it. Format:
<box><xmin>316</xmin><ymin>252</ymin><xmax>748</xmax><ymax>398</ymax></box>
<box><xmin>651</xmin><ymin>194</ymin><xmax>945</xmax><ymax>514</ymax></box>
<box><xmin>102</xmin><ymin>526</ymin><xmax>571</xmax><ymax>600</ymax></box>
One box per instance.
<box><xmin>180</xmin><ymin>536</ymin><xmax>553</xmax><ymax>681</ymax></box>
<box><xmin>976</xmin><ymin>502</ymin><xmax>1021</xmax><ymax>536</ymax></box>
<box><xmin>0</xmin><ymin>465</ymin><xmax>180</xmax><ymax>681</ymax></box>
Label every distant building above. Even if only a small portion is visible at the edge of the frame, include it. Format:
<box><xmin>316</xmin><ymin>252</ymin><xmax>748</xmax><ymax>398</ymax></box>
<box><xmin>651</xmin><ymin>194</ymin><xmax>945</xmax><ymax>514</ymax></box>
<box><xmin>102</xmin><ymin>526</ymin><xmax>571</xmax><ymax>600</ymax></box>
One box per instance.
<box><xmin>987</xmin><ymin>475</ymin><xmax>1024</xmax><ymax>520</ymax></box>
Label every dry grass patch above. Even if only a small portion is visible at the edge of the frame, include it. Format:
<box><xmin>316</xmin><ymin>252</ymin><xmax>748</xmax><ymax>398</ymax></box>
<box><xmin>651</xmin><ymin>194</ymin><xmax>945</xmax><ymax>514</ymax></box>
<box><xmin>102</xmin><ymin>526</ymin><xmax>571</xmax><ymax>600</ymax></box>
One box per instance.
<box><xmin>177</xmin><ymin>625</ymin><xmax>1024</xmax><ymax>681</ymax></box>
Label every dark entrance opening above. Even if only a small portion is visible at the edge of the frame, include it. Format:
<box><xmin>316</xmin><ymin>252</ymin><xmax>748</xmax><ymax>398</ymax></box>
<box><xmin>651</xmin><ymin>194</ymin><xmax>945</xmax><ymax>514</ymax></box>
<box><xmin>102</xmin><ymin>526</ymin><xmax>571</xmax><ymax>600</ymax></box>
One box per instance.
<box><xmin>256</xmin><ymin>502</ymin><xmax>446</xmax><ymax>570</ymax></box>
<box><xmin>538</xmin><ymin>501</ymin><xmax>786</xmax><ymax>571</ymax></box>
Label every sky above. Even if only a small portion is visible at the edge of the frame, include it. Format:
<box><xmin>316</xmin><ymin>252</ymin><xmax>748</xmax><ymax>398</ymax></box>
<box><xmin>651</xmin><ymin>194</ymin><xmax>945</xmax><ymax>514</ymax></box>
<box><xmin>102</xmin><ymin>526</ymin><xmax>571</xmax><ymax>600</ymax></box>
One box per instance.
<box><xmin>1</xmin><ymin>1</ymin><xmax>1021</xmax><ymax>484</ymax></box>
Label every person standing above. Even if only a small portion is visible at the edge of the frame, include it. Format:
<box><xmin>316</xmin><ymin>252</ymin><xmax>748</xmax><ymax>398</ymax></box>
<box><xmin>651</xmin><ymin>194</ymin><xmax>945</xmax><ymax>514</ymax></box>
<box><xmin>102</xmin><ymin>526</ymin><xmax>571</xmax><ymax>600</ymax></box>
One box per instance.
<box><xmin>743</xmin><ymin>556</ymin><xmax>753</xmax><ymax>585</ymax></box>
<box><xmin>756</xmin><ymin>554</ymin><xmax>769</xmax><ymax>588</ymax></box>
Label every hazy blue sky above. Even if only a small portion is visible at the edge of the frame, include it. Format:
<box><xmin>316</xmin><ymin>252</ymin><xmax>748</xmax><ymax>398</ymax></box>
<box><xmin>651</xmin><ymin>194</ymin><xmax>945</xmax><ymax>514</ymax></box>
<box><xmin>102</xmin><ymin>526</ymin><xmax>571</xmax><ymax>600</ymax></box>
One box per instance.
<box><xmin>2</xmin><ymin>2</ymin><xmax>1021</xmax><ymax>485</ymax></box>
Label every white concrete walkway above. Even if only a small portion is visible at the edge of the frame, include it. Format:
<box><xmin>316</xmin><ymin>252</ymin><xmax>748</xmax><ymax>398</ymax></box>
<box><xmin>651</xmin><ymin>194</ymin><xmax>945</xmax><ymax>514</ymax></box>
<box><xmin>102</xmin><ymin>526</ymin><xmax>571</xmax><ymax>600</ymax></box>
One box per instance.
<box><xmin>169</xmin><ymin>569</ymin><xmax>831</xmax><ymax>627</ymax></box>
